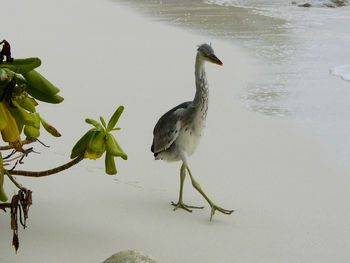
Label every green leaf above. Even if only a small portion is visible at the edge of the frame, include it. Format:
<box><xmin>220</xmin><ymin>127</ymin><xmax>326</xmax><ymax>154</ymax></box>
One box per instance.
<box><xmin>84</xmin><ymin>130</ymin><xmax>106</xmax><ymax>160</ymax></box>
<box><xmin>100</xmin><ymin>116</ymin><xmax>107</xmax><ymax>129</ymax></box>
<box><xmin>31</xmin><ymin>112</ymin><xmax>41</xmax><ymax>129</ymax></box>
<box><xmin>105</xmin><ymin>152</ymin><xmax>117</xmax><ymax>175</ymax></box>
<box><xmin>12</xmin><ymin>100</ymin><xmax>38</xmax><ymax>128</ymax></box>
<box><xmin>18</xmin><ymin>96</ymin><xmax>37</xmax><ymax>113</ymax></box>
<box><xmin>0</xmin><ymin>58</ymin><xmax>41</xmax><ymax>74</ymax></box>
<box><xmin>70</xmin><ymin>128</ymin><xmax>96</xmax><ymax>159</ymax></box>
<box><xmin>24</xmin><ymin>125</ymin><xmax>40</xmax><ymax>138</ymax></box>
<box><xmin>0</xmin><ymin>170</ymin><xmax>8</xmax><ymax>202</ymax></box>
<box><xmin>105</xmin><ymin>133</ymin><xmax>127</xmax><ymax>160</ymax></box>
<box><xmin>26</xmin><ymin>86</ymin><xmax>64</xmax><ymax>104</ymax></box>
<box><xmin>0</xmin><ymin>165</ymin><xmax>8</xmax><ymax>202</ymax></box>
<box><xmin>85</xmin><ymin>118</ymin><xmax>104</xmax><ymax>131</ymax></box>
<box><xmin>23</xmin><ymin>69</ymin><xmax>60</xmax><ymax>96</ymax></box>
<box><xmin>107</xmin><ymin>106</ymin><xmax>124</xmax><ymax>132</ymax></box>
<box><xmin>40</xmin><ymin>116</ymin><xmax>61</xmax><ymax>137</ymax></box>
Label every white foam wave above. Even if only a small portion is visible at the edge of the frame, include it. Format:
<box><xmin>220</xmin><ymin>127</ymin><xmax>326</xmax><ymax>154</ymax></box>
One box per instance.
<box><xmin>330</xmin><ymin>64</ymin><xmax>350</xmax><ymax>82</ymax></box>
<box><xmin>204</xmin><ymin>0</ymin><xmax>350</xmax><ymax>23</ymax></box>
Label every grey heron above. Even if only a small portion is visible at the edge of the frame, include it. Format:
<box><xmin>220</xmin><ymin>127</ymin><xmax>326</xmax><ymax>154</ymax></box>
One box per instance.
<box><xmin>151</xmin><ymin>43</ymin><xmax>234</xmax><ymax>221</ymax></box>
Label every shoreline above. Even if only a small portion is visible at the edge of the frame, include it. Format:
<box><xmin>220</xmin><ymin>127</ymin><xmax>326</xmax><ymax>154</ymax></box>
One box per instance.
<box><xmin>1</xmin><ymin>0</ymin><xmax>350</xmax><ymax>263</ymax></box>
<box><xmin>116</xmin><ymin>0</ymin><xmax>350</xmax><ymax>170</ymax></box>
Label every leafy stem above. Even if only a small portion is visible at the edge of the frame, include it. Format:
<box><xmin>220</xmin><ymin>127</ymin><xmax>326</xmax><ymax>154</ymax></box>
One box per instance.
<box><xmin>5</xmin><ymin>170</ymin><xmax>24</xmax><ymax>190</ymax></box>
<box><xmin>9</xmin><ymin>153</ymin><xmax>84</xmax><ymax>177</ymax></box>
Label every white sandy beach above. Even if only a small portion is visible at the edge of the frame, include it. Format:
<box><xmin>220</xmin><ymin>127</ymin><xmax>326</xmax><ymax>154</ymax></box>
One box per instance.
<box><xmin>1</xmin><ymin>0</ymin><xmax>350</xmax><ymax>262</ymax></box>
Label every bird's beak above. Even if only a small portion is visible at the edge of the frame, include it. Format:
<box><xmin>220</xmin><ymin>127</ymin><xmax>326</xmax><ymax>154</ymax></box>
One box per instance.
<box><xmin>209</xmin><ymin>54</ymin><xmax>223</xmax><ymax>66</ymax></box>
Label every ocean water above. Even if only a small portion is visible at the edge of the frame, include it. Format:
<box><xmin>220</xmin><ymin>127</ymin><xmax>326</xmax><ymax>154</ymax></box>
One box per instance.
<box><xmin>116</xmin><ymin>0</ymin><xmax>350</xmax><ymax>167</ymax></box>
<box><xmin>212</xmin><ymin>0</ymin><xmax>350</xmax><ymax>167</ymax></box>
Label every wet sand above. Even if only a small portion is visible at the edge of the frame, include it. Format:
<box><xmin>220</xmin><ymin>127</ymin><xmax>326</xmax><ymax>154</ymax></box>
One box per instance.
<box><xmin>1</xmin><ymin>0</ymin><xmax>350</xmax><ymax>262</ymax></box>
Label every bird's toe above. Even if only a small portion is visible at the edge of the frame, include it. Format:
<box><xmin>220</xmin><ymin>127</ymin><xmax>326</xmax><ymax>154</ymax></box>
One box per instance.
<box><xmin>171</xmin><ymin>201</ymin><xmax>204</xmax><ymax>213</ymax></box>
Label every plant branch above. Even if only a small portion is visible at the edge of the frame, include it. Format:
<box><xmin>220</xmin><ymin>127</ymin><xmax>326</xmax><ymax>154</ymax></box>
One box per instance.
<box><xmin>0</xmin><ymin>138</ymin><xmax>37</xmax><ymax>151</ymax></box>
<box><xmin>5</xmin><ymin>170</ymin><xmax>25</xmax><ymax>190</ymax></box>
<box><xmin>0</xmin><ymin>202</ymin><xmax>11</xmax><ymax>211</ymax></box>
<box><xmin>9</xmin><ymin>154</ymin><xmax>84</xmax><ymax>177</ymax></box>
<box><xmin>3</xmin><ymin>153</ymin><xmax>26</xmax><ymax>164</ymax></box>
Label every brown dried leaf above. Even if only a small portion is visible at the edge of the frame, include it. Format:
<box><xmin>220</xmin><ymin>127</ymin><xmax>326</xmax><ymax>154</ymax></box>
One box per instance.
<box><xmin>12</xmin><ymin>231</ymin><xmax>19</xmax><ymax>252</ymax></box>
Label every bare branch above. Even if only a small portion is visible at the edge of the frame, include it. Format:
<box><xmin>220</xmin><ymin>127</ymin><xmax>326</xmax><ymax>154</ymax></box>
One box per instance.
<box><xmin>0</xmin><ymin>202</ymin><xmax>11</xmax><ymax>211</ymax></box>
<box><xmin>4</xmin><ymin>153</ymin><xmax>26</xmax><ymax>163</ymax></box>
<box><xmin>0</xmin><ymin>138</ymin><xmax>37</xmax><ymax>151</ymax></box>
<box><xmin>35</xmin><ymin>138</ymin><xmax>50</xmax><ymax>148</ymax></box>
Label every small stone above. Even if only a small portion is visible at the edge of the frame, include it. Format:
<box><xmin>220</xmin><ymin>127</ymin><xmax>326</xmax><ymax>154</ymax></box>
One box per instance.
<box><xmin>331</xmin><ymin>0</ymin><xmax>348</xmax><ymax>7</ymax></box>
<box><xmin>298</xmin><ymin>3</ymin><xmax>312</xmax><ymax>7</ymax></box>
<box><xmin>102</xmin><ymin>250</ymin><xmax>157</xmax><ymax>263</ymax></box>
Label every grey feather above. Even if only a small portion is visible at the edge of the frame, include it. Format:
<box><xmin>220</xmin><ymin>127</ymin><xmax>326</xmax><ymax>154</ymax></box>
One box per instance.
<box><xmin>151</xmin><ymin>101</ymin><xmax>193</xmax><ymax>154</ymax></box>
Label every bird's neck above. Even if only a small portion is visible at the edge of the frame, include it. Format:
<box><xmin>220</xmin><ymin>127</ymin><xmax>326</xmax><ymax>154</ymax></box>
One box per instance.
<box><xmin>193</xmin><ymin>54</ymin><xmax>209</xmax><ymax>114</ymax></box>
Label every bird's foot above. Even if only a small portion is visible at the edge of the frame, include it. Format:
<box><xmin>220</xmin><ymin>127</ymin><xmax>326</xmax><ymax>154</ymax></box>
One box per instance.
<box><xmin>171</xmin><ymin>201</ymin><xmax>204</xmax><ymax>213</ymax></box>
<box><xmin>209</xmin><ymin>204</ymin><xmax>234</xmax><ymax>221</ymax></box>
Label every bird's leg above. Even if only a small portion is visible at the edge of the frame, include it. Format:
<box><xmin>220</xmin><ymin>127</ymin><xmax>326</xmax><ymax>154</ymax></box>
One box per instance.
<box><xmin>171</xmin><ymin>163</ymin><xmax>204</xmax><ymax>213</ymax></box>
<box><xmin>172</xmin><ymin>164</ymin><xmax>186</xmax><ymax>209</ymax></box>
<box><xmin>186</xmin><ymin>166</ymin><xmax>234</xmax><ymax>221</ymax></box>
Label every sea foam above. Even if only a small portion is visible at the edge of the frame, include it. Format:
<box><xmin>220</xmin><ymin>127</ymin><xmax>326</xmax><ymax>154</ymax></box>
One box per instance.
<box><xmin>330</xmin><ymin>64</ymin><xmax>350</xmax><ymax>82</ymax></box>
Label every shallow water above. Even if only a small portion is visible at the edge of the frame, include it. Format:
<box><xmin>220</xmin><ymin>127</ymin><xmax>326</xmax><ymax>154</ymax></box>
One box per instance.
<box><xmin>115</xmin><ymin>0</ymin><xmax>350</xmax><ymax>167</ymax></box>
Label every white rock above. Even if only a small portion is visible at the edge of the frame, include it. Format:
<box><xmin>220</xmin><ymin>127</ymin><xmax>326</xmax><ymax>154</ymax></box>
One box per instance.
<box><xmin>102</xmin><ymin>250</ymin><xmax>157</xmax><ymax>263</ymax></box>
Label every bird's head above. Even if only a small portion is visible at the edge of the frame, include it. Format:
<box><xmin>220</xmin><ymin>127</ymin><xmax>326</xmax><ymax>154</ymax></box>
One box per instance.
<box><xmin>197</xmin><ymin>43</ymin><xmax>223</xmax><ymax>66</ymax></box>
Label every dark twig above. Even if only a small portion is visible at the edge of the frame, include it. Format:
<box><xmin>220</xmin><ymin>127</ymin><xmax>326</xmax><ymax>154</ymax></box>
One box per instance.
<box><xmin>4</xmin><ymin>188</ymin><xmax>33</xmax><ymax>252</ymax></box>
<box><xmin>0</xmin><ymin>40</ymin><xmax>14</xmax><ymax>63</ymax></box>
<box><xmin>3</xmin><ymin>150</ymin><xmax>16</xmax><ymax>160</ymax></box>
<box><xmin>0</xmin><ymin>202</ymin><xmax>11</xmax><ymax>211</ymax></box>
<box><xmin>35</xmin><ymin>138</ymin><xmax>50</xmax><ymax>148</ymax></box>
<box><xmin>19</xmin><ymin>147</ymin><xmax>39</xmax><ymax>164</ymax></box>
<box><xmin>0</xmin><ymin>77</ymin><xmax>16</xmax><ymax>106</ymax></box>
<box><xmin>0</xmin><ymin>138</ymin><xmax>37</xmax><ymax>151</ymax></box>
<box><xmin>9</xmin><ymin>160</ymin><xmax>19</xmax><ymax>171</ymax></box>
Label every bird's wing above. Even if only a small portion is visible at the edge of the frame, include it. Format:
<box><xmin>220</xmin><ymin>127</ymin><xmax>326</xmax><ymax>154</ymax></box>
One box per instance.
<box><xmin>151</xmin><ymin>101</ymin><xmax>191</xmax><ymax>153</ymax></box>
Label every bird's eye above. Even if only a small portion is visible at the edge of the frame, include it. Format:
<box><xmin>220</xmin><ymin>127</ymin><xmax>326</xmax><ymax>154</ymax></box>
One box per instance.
<box><xmin>205</xmin><ymin>52</ymin><xmax>212</xmax><ymax>58</ymax></box>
